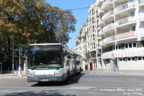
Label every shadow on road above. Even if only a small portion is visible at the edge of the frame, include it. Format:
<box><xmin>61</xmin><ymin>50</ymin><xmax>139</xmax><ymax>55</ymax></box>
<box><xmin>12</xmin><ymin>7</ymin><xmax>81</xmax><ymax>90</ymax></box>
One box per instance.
<box><xmin>3</xmin><ymin>90</ymin><xmax>76</xmax><ymax>96</ymax></box>
<box><xmin>31</xmin><ymin>73</ymin><xmax>85</xmax><ymax>87</ymax></box>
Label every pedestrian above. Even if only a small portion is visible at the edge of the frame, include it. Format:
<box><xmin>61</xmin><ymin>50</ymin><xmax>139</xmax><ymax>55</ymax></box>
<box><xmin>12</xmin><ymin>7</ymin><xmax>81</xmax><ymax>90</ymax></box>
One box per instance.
<box><xmin>85</xmin><ymin>64</ymin><xmax>88</xmax><ymax>70</ymax></box>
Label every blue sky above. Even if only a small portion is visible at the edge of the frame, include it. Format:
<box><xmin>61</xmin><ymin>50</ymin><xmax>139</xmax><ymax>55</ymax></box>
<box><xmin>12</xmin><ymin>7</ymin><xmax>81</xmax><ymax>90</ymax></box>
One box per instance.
<box><xmin>46</xmin><ymin>0</ymin><xmax>95</xmax><ymax>48</ymax></box>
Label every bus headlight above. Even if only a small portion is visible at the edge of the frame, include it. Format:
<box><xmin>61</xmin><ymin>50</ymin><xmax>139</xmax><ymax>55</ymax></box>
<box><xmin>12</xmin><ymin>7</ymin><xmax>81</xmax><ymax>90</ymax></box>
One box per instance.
<box><xmin>54</xmin><ymin>69</ymin><xmax>63</xmax><ymax>76</ymax></box>
<box><xmin>27</xmin><ymin>69</ymin><xmax>35</xmax><ymax>76</ymax></box>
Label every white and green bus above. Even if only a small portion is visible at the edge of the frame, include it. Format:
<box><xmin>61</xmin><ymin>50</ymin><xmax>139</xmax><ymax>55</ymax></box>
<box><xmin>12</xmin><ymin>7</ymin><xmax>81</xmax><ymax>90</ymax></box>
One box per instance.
<box><xmin>27</xmin><ymin>43</ymin><xmax>82</xmax><ymax>82</ymax></box>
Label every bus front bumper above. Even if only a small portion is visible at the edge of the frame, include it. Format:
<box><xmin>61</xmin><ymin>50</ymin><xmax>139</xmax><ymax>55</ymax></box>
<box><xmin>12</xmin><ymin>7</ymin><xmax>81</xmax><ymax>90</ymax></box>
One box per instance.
<box><xmin>27</xmin><ymin>75</ymin><xmax>64</xmax><ymax>82</ymax></box>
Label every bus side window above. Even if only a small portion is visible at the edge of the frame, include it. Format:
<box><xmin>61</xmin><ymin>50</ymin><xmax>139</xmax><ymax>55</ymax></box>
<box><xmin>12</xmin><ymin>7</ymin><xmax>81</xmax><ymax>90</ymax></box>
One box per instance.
<box><xmin>66</xmin><ymin>60</ymin><xmax>70</xmax><ymax>66</ymax></box>
<box><xmin>76</xmin><ymin>61</ymin><xmax>80</xmax><ymax>65</ymax></box>
<box><xmin>67</xmin><ymin>55</ymin><xmax>71</xmax><ymax>59</ymax></box>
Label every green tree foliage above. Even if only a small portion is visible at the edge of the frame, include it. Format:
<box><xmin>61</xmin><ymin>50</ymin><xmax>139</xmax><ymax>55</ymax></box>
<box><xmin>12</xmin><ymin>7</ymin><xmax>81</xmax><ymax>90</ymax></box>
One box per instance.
<box><xmin>0</xmin><ymin>0</ymin><xmax>76</xmax><ymax>67</ymax></box>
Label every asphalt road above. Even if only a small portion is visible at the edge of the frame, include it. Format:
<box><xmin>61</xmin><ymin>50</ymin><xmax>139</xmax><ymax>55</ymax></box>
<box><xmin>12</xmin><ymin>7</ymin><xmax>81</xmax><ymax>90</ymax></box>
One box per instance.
<box><xmin>0</xmin><ymin>71</ymin><xmax>144</xmax><ymax>96</ymax></box>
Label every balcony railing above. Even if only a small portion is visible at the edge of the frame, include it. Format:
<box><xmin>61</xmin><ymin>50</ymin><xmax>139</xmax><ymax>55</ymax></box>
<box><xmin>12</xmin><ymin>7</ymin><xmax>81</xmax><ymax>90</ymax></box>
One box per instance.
<box><xmin>114</xmin><ymin>0</ymin><xmax>135</xmax><ymax>12</ymax></box>
<box><xmin>102</xmin><ymin>23</ymin><xmax>114</xmax><ymax>33</ymax></box>
<box><xmin>102</xmin><ymin>10</ymin><xmax>113</xmax><ymax>21</ymax></box>
<box><xmin>115</xmin><ymin>31</ymin><xmax>135</xmax><ymax>40</ymax></box>
<box><xmin>114</xmin><ymin>0</ymin><xmax>135</xmax><ymax>13</ymax></box>
<box><xmin>115</xmin><ymin>16</ymin><xmax>136</xmax><ymax>27</ymax></box>
<box><xmin>99</xmin><ymin>30</ymin><xmax>103</xmax><ymax>36</ymax></box>
<box><xmin>102</xmin><ymin>47</ymin><xmax>144</xmax><ymax>59</ymax></box>
<box><xmin>102</xmin><ymin>36</ymin><xmax>115</xmax><ymax>44</ymax></box>
<box><xmin>98</xmin><ymin>19</ymin><xmax>102</xmax><ymax>26</ymax></box>
<box><xmin>101</xmin><ymin>0</ymin><xmax>113</xmax><ymax>10</ymax></box>
<box><xmin>96</xmin><ymin>0</ymin><xmax>104</xmax><ymax>6</ymax></box>
<box><xmin>99</xmin><ymin>41</ymin><xmax>103</xmax><ymax>45</ymax></box>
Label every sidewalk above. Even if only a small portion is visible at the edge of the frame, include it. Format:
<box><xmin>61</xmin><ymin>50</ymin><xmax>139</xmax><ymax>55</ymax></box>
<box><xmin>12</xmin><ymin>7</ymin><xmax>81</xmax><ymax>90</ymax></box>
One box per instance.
<box><xmin>0</xmin><ymin>73</ymin><xmax>26</xmax><ymax>79</ymax></box>
<box><xmin>85</xmin><ymin>70</ymin><xmax>144</xmax><ymax>76</ymax></box>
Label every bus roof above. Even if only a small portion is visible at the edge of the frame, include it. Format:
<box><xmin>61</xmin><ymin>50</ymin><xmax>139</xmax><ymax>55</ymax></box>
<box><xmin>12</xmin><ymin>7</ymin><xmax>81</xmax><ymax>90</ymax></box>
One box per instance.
<box><xmin>29</xmin><ymin>43</ymin><xmax>62</xmax><ymax>46</ymax></box>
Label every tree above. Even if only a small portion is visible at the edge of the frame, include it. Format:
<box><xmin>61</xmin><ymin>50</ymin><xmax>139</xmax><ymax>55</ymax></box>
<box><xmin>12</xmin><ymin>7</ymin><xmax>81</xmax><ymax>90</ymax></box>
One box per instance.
<box><xmin>0</xmin><ymin>0</ymin><xmax>76</xmax><ymax>68</ymax></box>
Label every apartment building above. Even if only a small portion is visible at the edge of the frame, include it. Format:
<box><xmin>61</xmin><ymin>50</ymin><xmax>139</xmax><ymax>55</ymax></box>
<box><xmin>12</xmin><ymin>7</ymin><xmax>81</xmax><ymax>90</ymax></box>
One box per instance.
<box><xmin>97</xmin><ymin>0</ymin><xmax>144</xmax><ymax>70</ymax></box>
<box><xmin>72</xmin><ymin>24</ymin><xmax>87</xmax><ymax>70</ymax></box>
<box><xmin>75</xmin><ymin>0</ymin><xmax>144</xmax><ymax>70</ymax></box>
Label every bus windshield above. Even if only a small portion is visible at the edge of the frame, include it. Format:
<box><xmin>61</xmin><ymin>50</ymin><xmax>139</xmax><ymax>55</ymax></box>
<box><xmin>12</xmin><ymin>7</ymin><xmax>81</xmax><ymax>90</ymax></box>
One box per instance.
<box><xmin>28</xmin><ymin>45</ymin><xmax>63</xmax><ymax>68</ymax></box>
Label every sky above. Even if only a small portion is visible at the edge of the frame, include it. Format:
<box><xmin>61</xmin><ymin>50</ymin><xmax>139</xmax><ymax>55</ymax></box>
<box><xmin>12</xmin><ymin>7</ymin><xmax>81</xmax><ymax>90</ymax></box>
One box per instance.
<box><xmin>46</xmin><ymin>0</ymin><xmax>95</xmax><ymax>49</ymax></box>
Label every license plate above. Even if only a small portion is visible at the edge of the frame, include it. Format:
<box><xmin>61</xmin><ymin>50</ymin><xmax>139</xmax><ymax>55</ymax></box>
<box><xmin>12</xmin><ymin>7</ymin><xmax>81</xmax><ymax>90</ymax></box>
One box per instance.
<box><xmin>40</xmin><ymin>79</ymin><xmax>49</xmax><ymax>81</ymax></box>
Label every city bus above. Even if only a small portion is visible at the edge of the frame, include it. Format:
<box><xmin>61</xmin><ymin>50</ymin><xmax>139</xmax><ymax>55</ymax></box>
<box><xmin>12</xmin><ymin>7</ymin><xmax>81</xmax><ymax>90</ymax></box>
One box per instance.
<box><xmin>27</xmin><ymin>43</ymin><xmax>82</xmax><ymax>82</ymax></box>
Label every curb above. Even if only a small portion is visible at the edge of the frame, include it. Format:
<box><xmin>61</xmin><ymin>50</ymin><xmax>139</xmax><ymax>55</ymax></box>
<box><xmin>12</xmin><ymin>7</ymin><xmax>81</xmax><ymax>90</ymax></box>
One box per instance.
<box><xmin>0</xmin><ymin>74</ymin><xmax>27</xmax><ymax>79</ymax></box>
<box><xmin>85</xmin><ymin>70</ymin><xmax>144</xmax><ymax>76</ymax></box>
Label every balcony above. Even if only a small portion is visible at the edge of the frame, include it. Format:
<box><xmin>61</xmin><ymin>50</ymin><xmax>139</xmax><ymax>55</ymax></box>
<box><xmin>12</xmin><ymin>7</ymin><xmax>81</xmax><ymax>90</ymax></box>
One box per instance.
<box><xmin>101</xmin><ymin>0</ymin><xmax>113</xmax><ymax>11</ymax></box>
<box><xmin>99</xmin><ymin>40</ymin><xmax>103</xmax><ymax>46</ymax></box>
<box><xmin>102</xmin><ymin>10</ymin><xmax>113</xmax><ymax>22</ymax></box>
<box><xmin>98</xmin><ymin>8</ymin><xmax>104</xmax><ymax>16</ymax></box>
<box><xmin>102</xmin><ymin>36</ymin><xmax>115</xmax><ymax>45</ymax></box>
<box><xmin>115</xmin><ymin>31</ymin><xmax>136</xmax><ymax>40</ymax></box>
<box><xmin>102</xmin><ymin>23</ymin><xmax>114</xmax><ymax>34</ymax></box>
<box><xmin>115</xmin><ymin>16</ymin><xmax>136</xmax><ymax>28</ymax></box>
<box><xmin>114</xmin><ymin>0</ymin><xmax>135</xmax><ymax>14</ymax></box>
<box><xmin>98</xmin><ymin>19</ymin><xmax>104</xmax><ymax>26</ymax></box>
<box><xmin>102</xmin><ymin>47</ymin><xmax>144</xmax><ymax>59</ymax></box>
<box><xmin>96</xmin><ymin>0</ymin><xmax>104</xmax><ymax>7</ymax></box>
<box><xmin>98</xmin><ymin>30</ymin><xmax>103</xmax><ymax>36</ymax></box>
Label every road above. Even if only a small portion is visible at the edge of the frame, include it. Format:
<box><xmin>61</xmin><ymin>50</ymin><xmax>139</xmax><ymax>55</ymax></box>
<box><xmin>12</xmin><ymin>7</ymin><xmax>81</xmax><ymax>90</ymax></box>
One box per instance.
<box><xmin>0</xmin><ymin>71</ymin><xmax>144</xmax><ymax>96</ymax></box>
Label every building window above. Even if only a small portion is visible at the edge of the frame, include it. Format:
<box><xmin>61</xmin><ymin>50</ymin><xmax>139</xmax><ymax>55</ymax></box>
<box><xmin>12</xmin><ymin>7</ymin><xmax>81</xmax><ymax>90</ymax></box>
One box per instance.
<box><xmin>137</xmin><ymin>41</ymin><xmax>142</xmax><ymax>47</ymax></box>
<box><xmin>119</xmin><ymin>45</ymin><xmax>121</xmax><ymax>49</ymax></box>
<box><xmin>141</xmin><ymin>41</ymin><xmax>144</xmax><ymax>47</ymax></box>
<box><xmin>134</xmin><ymin>57</ymin><xmax>137</xmax><ymax>61</ymax></box>
<box><xmin>119</xmin><ymin>58</ymin><xmax>122</xmax><ymax>61</ymax></box>
<box><xmin>123</xmin><ymin>57</ymin><xmax>127</xmax><ymax>61</ymax></box>
<box><xmin>129</xmin><ymin>43</ymin><xmax>132</xmax><ymax>48</ymax></box>
<box><xmin>132</xmin><ymin>57</ymin><xmax>135</xmax><ymax>60</ymax></box>
<box><xmin>138</xmin><ymin>57</ymin><xmax>142</xmax><ymax>60</ymax></box>
<box><xmin>133</xmin><ymin>42</ymin><xmax>137</xmax><ymax>47</ymax></box>
<box><xmin>128</xmin><ymin>58</ymin><xmax>131</xmax><ymax>61</ymax></box>
<box><xmin>125</xmin><ymin>43</ymin><xmax>128</xmax><ymax>48</ymax></box>
<box><xmin>130</xmin><ymin>11</ymin><xmax>135</xmax><ymax>16</ymax></box>
<box><xmin>121</xmin><ymin>43</ymin><xmax>125</xmax><ymax>49</ymax></box>
<box><xmin>131</xmin><ymin>26</ymin><xmax>135</xmax><ymax>31</ymax></box>
<box><xmin>116</xmin><ymin>45</ymin><xmax>119</xmax><ymax>49</ymax></box>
